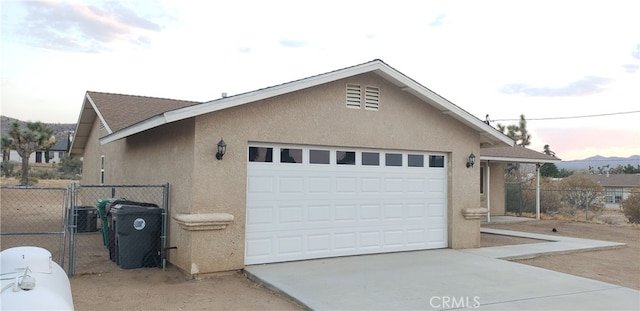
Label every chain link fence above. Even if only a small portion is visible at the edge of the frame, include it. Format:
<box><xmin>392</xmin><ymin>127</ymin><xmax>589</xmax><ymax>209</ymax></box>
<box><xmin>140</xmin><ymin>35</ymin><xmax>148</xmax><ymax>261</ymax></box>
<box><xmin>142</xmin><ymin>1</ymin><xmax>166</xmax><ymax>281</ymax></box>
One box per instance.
<box><xmin>1</xmin><ymin>183</ymin><xmax>169</xmax><ymax>276</ymax></box>
<box><xmin>506</xmin><ymin>182</ymin><xmax>638</xmax><ymax>221</ymax></box>
<box><xmin>0</xmin><ymin>186</ymin><xmax>70</xmax><ymax>270</ymax></box>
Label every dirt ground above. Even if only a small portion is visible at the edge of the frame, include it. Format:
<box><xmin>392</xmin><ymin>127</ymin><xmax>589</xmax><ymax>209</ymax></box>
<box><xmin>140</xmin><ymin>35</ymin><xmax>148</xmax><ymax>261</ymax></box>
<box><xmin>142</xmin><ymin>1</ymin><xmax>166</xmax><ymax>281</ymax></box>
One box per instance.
<box><xmin>3</xmin><ymin>179</ymin><xmax>638</xmax><ymax>309</ymax></box>
<box><xmin>482</xmin><ymin>219</ymin><xmax>640</xmax><ymax>290</ymax></box>
<box><xmin>67</xmin><ymin>219</ymin><xmax>640</xmax><ymax>310</ymax></box>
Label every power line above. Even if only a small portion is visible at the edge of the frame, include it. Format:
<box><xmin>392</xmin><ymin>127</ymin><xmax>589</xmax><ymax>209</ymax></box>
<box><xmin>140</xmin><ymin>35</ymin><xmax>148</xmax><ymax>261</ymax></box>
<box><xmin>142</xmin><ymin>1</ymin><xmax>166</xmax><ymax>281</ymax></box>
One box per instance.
<box><xmin>491</xmin><ymin>110</ymin><xmax>640</xmax><ymax>122</ymax></box>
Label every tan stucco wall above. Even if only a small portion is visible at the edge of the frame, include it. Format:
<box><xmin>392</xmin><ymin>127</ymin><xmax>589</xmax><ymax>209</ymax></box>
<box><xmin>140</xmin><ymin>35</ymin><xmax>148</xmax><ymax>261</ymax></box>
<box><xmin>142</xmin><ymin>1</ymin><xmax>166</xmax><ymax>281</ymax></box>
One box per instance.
<box><xmin>186</xmin><ymin>72</ymin><xmax>482</xmax><ymax>274</ymax></box>
<box><xmin>82</xmin><ymin>72</ymin><xmax>488</xmax><ymax>275</ymax></box>
<box><xmin>480</xmin><ymin>161</ymin><xmax>506</xmax><ymax>216</ymax></box>
<box><xmin>81</xmin><ymin>118</ymin><xmax>197</xmax><ymax>273</ymax></box>
<box><xmin>489</xmin><ymin>162</ymin><xmax>506</xmax><ymax>216</ymax></box>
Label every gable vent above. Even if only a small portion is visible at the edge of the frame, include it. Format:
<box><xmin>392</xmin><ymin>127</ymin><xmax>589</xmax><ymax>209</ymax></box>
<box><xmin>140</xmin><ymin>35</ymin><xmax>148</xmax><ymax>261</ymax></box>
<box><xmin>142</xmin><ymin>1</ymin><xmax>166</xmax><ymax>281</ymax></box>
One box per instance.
<box><xmin>364</xmin><ymin>86</ymin><xmax>380</xmax><ymax>111</ymax></box>
<box><xmin>346</xmin><ymin>84</ymin><xmax>361</xmax><ymax>109</ymax></box>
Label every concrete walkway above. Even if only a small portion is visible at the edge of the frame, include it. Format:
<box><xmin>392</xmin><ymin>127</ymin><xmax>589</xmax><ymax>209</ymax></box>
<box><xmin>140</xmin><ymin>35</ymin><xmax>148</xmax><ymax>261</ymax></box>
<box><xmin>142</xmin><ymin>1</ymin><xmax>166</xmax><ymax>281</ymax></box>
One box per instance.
<box><xmin>246</xmin><ymin>230</ymin><xmax>639</xmax><ymax>310</ymax></box>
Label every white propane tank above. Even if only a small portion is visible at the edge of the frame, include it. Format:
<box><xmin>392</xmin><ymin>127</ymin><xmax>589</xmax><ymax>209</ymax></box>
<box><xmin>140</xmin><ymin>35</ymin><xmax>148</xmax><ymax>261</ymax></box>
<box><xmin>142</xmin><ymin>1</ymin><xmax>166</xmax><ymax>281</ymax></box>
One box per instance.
<box><xmin>0</xmin><ymin>246</ymin><xmax>74</xmax><ymax>310</ymax></box>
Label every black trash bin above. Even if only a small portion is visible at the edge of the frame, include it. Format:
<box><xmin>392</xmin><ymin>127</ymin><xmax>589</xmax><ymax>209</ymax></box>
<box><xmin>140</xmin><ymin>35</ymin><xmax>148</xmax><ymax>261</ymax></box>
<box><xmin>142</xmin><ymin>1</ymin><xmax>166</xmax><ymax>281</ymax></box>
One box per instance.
<box><xmin>74</xmin><ymin>206</ymin><xmax>98</xmax><ymax>233</ymax></box>
<box><xmin>111</xmin><ymin>204</ymin><xmax>162</xmax><ymax>269</ymax></box>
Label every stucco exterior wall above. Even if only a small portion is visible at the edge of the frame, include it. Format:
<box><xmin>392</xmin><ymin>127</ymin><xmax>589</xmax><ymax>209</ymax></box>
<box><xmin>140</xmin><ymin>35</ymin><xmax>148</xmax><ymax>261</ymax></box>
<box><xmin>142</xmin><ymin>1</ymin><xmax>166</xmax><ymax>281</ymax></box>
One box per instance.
<box><xmin>80</xmin><ymin>117</ymin><xmax>197</xmax><ymax>272</ymax></box>
<box><xmin>81</xmin><ymin>72</ymin><xmax>489</xmax><ymax>276</ymax></box>
<box><xmin>185</xmin><ymin>72</ymin><xmax>482</xmax><ymax>274</ymax></box>
<box><xmin>489</xmin><ymin>162</ymin><xmax>506</xmax><ymax>216</ymax></box>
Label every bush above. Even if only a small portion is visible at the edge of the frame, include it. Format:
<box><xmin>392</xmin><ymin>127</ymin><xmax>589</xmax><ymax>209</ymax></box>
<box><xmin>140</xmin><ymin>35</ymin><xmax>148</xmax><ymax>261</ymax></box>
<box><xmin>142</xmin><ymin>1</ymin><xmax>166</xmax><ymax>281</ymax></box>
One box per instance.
<box><xmin>621</xmin><ymin>193</ymin><xmax>640</xmax><ymax>224</ymax></box>
<box><xmin>1</xmin><ymin>161</ymin><xmax>16</xmax><ymax>177</ymax></box>
<box><xmin>32</xmin><ymin>168</ymin><xmax>60</xmax><ymax>180</ymax></box>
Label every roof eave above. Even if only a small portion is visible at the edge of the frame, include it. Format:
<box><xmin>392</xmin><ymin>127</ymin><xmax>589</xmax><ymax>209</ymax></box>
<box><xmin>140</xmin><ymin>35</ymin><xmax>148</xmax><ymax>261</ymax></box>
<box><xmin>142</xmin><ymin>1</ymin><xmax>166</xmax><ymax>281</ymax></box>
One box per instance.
<box><xmin>94</xmin><ymin>60</ymin><xmax>515</xmax><ymax>147</ymax></box>
<box><xmin>99</xmin><ymin>114</ymin><xmax>168</xmax><ymax>145</ymax></box>
<box><xmin>480</xmin><ymin>155</ymin><xmax>562</xmax><ymax>164</ymax></box>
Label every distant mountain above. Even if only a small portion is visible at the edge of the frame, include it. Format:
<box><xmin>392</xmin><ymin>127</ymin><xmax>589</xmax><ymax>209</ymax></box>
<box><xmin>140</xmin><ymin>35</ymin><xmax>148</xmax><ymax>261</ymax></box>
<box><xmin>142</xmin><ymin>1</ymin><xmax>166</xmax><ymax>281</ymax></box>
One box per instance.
<box><xmin>1</xmin><ymin>116</ymin><xmax>76</xmax><ymax>141</ymax></box>
<box><xmin>557</xmin><ymin>155</ymin><xmax>640</xmax><ymax>171</ymax></box>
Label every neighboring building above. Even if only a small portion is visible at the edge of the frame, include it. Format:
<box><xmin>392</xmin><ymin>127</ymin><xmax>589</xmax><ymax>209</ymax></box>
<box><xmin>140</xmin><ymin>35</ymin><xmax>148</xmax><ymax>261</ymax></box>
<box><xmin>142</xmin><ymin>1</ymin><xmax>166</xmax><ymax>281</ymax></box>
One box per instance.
<box><xmin>2</xmin><ymin>134</ymin><xmax>71</xmax><ymax>164</ymax></box>
<box><xmin>70</xmin><ymin>59</ymin><xmax>517</xmax><ymax>277</ymax></box>
<box><xmin>581</xmin><ymin>173</ymin><xmax>640</xmax><ymax>208</ymax></box>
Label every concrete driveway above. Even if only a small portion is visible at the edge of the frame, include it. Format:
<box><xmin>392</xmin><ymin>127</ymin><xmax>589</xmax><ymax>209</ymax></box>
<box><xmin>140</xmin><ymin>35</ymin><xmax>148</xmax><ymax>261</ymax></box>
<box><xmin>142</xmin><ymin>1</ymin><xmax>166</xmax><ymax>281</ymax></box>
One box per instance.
<box><xmin>245</xmin><ymin>231</ymin><xmax>639</xmax><ymax>310</ymax></box>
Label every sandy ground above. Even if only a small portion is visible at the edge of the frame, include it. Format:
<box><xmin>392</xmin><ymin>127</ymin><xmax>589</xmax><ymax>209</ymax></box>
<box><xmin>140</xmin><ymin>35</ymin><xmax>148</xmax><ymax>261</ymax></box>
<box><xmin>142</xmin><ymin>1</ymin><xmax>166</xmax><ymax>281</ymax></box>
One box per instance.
<box><xmin>66</xmin><ymin>219</ymin><xmax>640</xmax><ymax>310</ymax></box>
<box><xmin>3</xmin><ymin>180</ymin><xmax>637</xmax><ymax>309</ymax></box>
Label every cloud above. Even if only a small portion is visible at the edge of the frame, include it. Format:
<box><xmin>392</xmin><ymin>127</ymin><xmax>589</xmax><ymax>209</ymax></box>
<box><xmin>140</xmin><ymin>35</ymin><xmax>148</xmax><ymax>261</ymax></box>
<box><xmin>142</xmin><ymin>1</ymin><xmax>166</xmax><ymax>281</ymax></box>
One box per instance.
<box><xmin>429</xmin><ymin>14</ymin><xmax>446</xmax><ymax>27</ymax></box>
<box><xmin>14</xmin><ymin>0</ymin><xmax>165</xmax><ymax>52</ymax></box>
<box><xmin>632</xmin><ymin>44</ymin><xmax>640</xmax><ymax>60</ymax></box>
<box><xmin>622</xmin><ymin>64</ymin><xmax>639</xmax><ymax>73</ymax></box>
<box><xmin>500</xmin><ymin>76</ymin><xmax>612</xmax><ymax>97</ymax></box>
<box><xmin>279</xmin><ymin>39</ymin><xmax>306</xmax><ymax>48</ymax></box>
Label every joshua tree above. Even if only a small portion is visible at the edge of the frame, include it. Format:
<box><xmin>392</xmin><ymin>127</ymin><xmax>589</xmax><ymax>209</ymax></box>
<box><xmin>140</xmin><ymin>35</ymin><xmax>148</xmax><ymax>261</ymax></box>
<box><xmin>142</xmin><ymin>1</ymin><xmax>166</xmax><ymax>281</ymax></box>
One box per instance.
<box><xmin>5</xmin><ymin>121</ymin><xmax>55</xmax><ymax>185</ymax></box>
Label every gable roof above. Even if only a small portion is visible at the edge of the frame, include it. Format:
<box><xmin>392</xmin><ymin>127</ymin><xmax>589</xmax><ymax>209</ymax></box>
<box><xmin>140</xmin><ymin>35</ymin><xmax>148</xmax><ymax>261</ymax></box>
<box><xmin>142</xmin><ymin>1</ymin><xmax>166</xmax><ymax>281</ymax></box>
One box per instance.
<box><xmin>70</xmin><ymin>59</ymin><xmax>514</xmax><ymax>155</ymax></box>
<box><xmin>70</xmin><ymin>92</ymin><xmax>199</xmax><ymax>155</ymax></box>
<box><xmin>480</xmin><ymin>146</ymin><xmax>561</xmax><ymax>163</ymax></box>
<box><xmin>580</xmin><ymin>174</ymin><xmax>640</xmax><ymax>188</ymax></box>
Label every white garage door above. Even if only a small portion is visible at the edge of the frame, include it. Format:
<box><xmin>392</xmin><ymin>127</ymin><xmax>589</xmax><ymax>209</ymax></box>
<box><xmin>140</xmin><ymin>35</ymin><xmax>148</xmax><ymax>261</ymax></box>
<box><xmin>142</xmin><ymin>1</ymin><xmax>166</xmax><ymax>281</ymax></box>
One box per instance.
<box><xmin>245</xmin><ymin>144</ymin><xmax>448</xmax><ymax>265</ymax></box>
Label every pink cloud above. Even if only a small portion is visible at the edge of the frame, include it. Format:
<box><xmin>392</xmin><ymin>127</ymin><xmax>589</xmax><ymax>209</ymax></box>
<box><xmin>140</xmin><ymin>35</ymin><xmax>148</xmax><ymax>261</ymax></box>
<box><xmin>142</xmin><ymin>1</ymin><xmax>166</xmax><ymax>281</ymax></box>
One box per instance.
<box><xmin>535</xmin><ymin>127</ymin><xmax>639</xmax><ymax>160</ymax></box>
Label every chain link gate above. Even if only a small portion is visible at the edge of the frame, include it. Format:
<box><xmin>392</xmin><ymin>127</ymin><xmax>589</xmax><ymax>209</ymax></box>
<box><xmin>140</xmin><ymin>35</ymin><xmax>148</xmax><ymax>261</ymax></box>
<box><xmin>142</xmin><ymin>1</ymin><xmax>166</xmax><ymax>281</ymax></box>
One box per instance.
<box><xmin>68</xmin><ymin>183</ymin><xmax>169</xmax><ymax>276</ymax></box>
<box><xmin>1</xmin><ymin>183</ymin><xmax>169</xmax><ymax>277</ymax></box>
<box><xmin>0</xmin><ymin>186</ymin><xmax>70</xmax><ymax>270</ymax></box>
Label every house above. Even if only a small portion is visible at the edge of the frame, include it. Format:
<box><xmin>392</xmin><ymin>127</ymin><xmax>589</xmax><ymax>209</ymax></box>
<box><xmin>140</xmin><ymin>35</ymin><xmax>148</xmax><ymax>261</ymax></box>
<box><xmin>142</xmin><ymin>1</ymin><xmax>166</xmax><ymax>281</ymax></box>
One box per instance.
<box><xmin>70</xmin><ymin>59</ymin><xmax>517</xmax><ymax>277</ymax></box>
<box><xmin>581</xmin><ymin>173</ymin><xmax>640</xmax><ymax>208</ymax></box>
<box><xmin>2</xmin><ymin>133</ymin><xmax>71</xmax><ymax>164</ymax></box>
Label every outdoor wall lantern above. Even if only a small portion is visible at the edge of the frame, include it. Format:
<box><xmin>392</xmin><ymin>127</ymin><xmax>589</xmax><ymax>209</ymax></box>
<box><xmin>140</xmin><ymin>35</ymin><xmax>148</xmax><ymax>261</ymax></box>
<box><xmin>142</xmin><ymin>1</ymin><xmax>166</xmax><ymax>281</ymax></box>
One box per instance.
<box><xmin>216</xmin><ymin>138</ymin><xmax>226</xmax><ymax>160</ymax></box>
<box><xmin>466</xmin><ymin>153</ymin><xmax>476</xmax><ymax>168</ymax></box>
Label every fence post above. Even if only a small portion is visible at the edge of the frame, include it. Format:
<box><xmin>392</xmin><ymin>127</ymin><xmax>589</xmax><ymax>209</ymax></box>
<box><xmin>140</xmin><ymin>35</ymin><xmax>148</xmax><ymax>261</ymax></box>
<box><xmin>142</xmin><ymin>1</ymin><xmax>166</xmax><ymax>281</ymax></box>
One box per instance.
<box><xmin>585</xmin><ymin>194</ymin><xmax>589</xmax><ymax>222</ymax></box>
<box><xmin>68</xmin><ymin>182</ymin><xmax>76</xmax><ymax>276</ymax></box>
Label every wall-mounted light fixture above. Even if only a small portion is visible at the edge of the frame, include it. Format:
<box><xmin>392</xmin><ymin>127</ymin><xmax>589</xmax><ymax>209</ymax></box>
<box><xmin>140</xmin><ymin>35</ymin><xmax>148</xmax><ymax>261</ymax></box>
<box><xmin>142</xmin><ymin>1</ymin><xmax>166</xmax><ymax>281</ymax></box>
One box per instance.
<box><xmin>216</xmin><ymin>138</ymin><xmax>226</xmax><ymax>160</ymax></box>
<box><xmin>466</xmin><ymin>153</ymin><xmax>476</xmax><ymax>168</ymax></box>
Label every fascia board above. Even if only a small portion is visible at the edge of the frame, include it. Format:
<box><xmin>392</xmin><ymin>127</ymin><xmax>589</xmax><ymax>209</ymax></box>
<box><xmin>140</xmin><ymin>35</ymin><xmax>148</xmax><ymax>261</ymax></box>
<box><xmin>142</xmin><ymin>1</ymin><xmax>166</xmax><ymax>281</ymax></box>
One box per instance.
<box><xmin>480</xmin><ymin>155</ymin><xmax>562</xmax><ymax>163</ymax></box>
<box><xmin>99</xmin><ymin>114</ymin><xmax>167</xmax><ymax>145</ymax></box>
<box><xmin>86</xmin><ymin>93</ymin><xmax>112</xmax><ymax>134</ymax></box>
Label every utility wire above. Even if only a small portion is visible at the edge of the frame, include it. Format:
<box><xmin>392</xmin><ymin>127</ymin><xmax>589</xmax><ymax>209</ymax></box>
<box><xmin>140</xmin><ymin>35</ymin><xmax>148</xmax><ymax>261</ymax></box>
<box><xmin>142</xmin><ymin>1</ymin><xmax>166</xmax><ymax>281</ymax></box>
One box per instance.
<box><xmin>491</xmin><ymin>110</ymin><xmax>640</xmax><ymax>122</ymax></box>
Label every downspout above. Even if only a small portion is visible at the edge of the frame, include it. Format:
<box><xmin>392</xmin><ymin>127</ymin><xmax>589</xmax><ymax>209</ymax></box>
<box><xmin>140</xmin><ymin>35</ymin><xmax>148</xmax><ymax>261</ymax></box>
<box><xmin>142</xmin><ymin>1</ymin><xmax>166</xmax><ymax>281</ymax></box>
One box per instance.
<box><xmin>536</xmin><ymin>163</ymin><xmax>541</xmax><ymax>220</ymax></box>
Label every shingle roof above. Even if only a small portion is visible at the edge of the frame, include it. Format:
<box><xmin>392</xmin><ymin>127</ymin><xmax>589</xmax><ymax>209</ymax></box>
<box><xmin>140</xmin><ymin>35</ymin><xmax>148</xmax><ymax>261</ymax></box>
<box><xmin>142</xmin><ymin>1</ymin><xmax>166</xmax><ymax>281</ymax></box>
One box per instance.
<box><xmin>480</xmin><ymin>146</ymin><xmax>561</xmax><ymax>163</ymax></box>
<box><xmin>580</xmin><ymin>174</ymin><xmax>640</xmax><ymax>188</ymax></box>
<box><xmin>87</xmin><ymin>91</ymin><xmax>200</xmax><ymax>133</ymax></box>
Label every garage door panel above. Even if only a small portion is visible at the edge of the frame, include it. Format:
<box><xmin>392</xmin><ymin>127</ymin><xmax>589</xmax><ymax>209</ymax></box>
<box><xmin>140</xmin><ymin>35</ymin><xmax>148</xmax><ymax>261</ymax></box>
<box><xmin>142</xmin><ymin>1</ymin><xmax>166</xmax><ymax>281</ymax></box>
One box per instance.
<box><xmin>246</xmin><ymin>145</ymin><xmax>447</xmax><ymax>265</ymax></box>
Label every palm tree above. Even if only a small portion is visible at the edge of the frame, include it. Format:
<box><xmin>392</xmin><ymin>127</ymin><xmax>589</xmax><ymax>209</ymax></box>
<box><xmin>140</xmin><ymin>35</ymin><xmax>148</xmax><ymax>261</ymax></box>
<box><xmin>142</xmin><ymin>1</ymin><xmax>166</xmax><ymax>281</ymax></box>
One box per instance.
<box><xmin>7</xmin><ymin>121</ymin><xmax>55</xmax><ymax>185</ymax></box>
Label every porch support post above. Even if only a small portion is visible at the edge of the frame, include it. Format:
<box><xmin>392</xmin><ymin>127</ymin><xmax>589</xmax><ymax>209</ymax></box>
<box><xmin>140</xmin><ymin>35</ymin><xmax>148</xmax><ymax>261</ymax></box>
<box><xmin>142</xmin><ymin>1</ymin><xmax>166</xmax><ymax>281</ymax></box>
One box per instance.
<box><xmin>487</xmin><ymin>161</ymin><xmax>491</xmax><ymax>222</ymax></box>
<box><xmin>536</xmin><ymin>163</ymin><xmax>541</xmax><ymax>220</ymax></box>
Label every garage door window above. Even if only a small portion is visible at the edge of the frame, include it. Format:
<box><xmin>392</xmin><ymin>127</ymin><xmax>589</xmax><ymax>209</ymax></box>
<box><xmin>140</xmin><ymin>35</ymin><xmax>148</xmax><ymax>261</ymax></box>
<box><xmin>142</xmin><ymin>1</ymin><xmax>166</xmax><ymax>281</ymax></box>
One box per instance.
<box><xmin>385</xmin><ymin>153</ymin><xmax>402</xmax><ymax>166</ymax></box>
<box><xmin>429</xmin><ymin>155</ymin><xmax>445</xmax><ymax>167</ymax></box>
<box><xmin>249</xmin><ymin>147</ymin><xmax>273</xmax><ymax>162</ymax></box>
<box><xmin>310</xmin><ymin>149</ymin><xmax>330</xmax><ymax>164</ymax></box>
<box><xmin>362</xmin><ymin>152</ymin><xmax>380</xmax><ymax>166</ymax></box>
<box><xmin>280</xmin><ymin>148</ymin><xmax>302</xmax><ymax>163</ymax></box>
<box><xmin>337</xmin><ymin>151</ymin><xmax>355</xmax><ymax>165</ymax></box>
<box><xmin>408</xmin><ymin>154</ymin><xmax>424</xmax><ymax>167</ymax></box>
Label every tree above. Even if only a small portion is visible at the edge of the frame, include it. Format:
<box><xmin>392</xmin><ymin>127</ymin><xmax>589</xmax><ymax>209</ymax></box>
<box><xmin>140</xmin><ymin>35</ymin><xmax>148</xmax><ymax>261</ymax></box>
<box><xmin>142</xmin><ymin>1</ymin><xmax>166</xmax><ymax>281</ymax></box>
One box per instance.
<box><xmin>6</xmin><ymin>121</ymin><xmax>55</xmax><ymax>185</ymax></box>
<box><xmin>540</xmin><ymin>163</ymin><xmax>559</xmax><ymax>177</ymax></box>
<box><xmin>558</xmin><ymin>175</ymin><xmax>604</xmax><ymax>211</ymax></box>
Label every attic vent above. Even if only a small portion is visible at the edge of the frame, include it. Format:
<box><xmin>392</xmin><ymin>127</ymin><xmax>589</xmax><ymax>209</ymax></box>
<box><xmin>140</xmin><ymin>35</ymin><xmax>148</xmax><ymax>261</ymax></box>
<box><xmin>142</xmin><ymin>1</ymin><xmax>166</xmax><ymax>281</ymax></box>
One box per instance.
<box><xmin>346</xmin><ymin>84</ymin><xmax>361</xmax><ymax>109</ymax></box>
<box><xmin>364</xmin><ymin>86</ymin><xmax>380</xmax><ymax>111</ymax></box>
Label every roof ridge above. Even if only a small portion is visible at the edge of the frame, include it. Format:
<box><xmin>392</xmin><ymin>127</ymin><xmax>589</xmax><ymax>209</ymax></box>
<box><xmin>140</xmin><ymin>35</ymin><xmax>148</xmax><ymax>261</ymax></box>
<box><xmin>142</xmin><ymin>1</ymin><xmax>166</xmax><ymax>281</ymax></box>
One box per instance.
<box><xmin>87</xmin><ymin>90</ymin><xmax>201</xmax><ymax>104</ymax></box>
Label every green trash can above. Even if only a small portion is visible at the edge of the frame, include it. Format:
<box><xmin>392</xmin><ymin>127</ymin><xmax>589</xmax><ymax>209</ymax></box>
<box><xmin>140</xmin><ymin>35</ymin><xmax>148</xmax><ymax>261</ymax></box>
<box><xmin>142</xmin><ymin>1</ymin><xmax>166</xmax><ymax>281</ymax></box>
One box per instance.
<box><xmin>96</xmin><ymin>198</ymin><xmax>126</xmax><ymax>248</ymax></box>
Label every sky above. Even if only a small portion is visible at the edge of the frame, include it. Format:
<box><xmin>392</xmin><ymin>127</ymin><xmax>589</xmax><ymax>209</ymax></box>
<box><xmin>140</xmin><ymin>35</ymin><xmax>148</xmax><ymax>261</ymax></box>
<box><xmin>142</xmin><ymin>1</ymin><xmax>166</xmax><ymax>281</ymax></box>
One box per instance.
<box><xmin>1</xmin><ymin>0</ymin><xmax>639</xmax><ymax>161</ymax></box>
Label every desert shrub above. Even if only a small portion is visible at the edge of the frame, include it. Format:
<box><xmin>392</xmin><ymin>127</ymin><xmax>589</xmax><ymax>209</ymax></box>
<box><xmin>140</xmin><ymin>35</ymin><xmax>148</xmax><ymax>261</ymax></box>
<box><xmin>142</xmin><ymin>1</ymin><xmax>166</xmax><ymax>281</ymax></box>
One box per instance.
<box><xmin>558</xmin><ymin>175</ymin><xmax>605</xmax><ymax>212</ymax></box>
<box><xmin>32</xmin><ymin>168</ymin><xmax>60</xmax><ymax>180</ymax></box>
<box><xmin>621</xmin><ymin>193</ymin><xmax>640</xmax><ymax>224</ymax></box>
<box><xmin>58</xmin><ymin>155</ymin><xmax>82</xmax><ymax>179</ymax></box>
<box><xmin>1</xmin><ymin>161</ymin><xmax>16</xmax><ymax>177</ymax></box>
